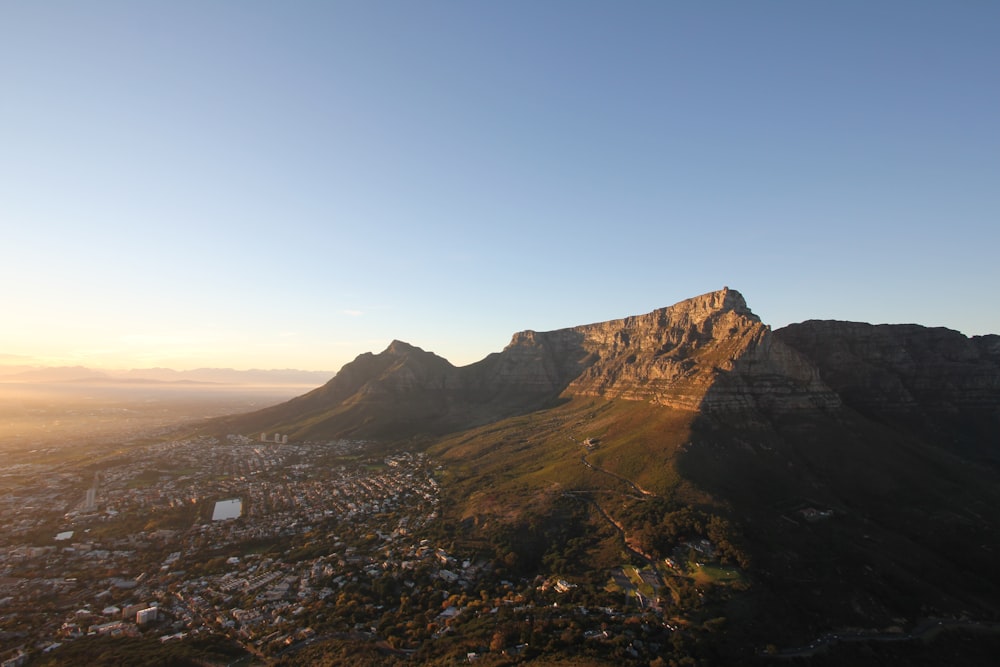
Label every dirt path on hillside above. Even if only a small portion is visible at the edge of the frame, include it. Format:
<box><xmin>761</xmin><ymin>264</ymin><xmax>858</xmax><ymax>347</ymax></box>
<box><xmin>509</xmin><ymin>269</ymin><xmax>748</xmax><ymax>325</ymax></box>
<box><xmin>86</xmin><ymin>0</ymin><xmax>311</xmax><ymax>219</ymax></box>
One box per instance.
<box><xmin>579</xmin><ymin>453</ymin><xmax>655</xmax><ymax>497</ymax></box>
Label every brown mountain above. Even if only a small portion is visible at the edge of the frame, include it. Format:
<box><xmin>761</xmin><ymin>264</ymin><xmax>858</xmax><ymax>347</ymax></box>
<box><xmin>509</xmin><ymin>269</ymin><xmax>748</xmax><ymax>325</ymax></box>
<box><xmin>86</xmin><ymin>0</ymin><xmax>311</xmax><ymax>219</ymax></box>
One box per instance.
<box><xmin>211</xmin><ymin>288</ymin><xmax>1000</xmax><ymax>659</ymax></box>
<box><xmin>219</xmin><ymin>288</ymin><xmax>846</xmax><ymax>439</ymax></box>
<box><xmin>776</xmin><ymin>320</ymin><xmax>1000</xmax><ymax>461</ymax></box>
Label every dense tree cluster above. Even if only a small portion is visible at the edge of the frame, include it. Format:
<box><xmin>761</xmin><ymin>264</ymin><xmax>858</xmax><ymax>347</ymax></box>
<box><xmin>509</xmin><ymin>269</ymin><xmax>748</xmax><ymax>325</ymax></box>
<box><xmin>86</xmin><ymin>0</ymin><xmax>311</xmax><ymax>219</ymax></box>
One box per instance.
<box><xmin>617</xmin><ymin>500</ymin><xmax>750</xmax><ymax>569</ymax></box>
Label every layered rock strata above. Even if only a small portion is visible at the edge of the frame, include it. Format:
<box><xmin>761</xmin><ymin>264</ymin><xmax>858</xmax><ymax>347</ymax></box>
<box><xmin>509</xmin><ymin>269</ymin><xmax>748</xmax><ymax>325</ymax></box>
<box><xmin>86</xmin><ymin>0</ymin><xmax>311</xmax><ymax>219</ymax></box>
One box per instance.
<box><xmin>559</xmin><ymin>288</ymin><xmax>840</xmax><ymax>411</ymax></box>
<box><xmin>776</xmin><ymin>321</ymin><xmax>1000</xmax><ymax>419</ymax></box>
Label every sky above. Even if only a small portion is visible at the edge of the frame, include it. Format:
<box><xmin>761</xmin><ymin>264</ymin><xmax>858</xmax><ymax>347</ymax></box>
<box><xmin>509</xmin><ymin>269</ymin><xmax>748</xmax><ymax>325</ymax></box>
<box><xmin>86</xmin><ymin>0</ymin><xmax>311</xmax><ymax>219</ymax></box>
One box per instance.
<box><xmin>1</xmin><ymin>1</ymin><xmax>997</xmax><ymax>372</ymax></box>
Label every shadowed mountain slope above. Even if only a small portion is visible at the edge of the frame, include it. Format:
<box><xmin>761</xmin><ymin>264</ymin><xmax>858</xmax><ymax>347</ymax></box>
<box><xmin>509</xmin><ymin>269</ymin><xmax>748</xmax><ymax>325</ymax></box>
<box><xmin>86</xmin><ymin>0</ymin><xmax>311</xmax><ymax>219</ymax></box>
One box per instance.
<box><xmin>776</xmin><ymin>321</ymin><xmax>1000</xmax><ymax>462</ymax></box>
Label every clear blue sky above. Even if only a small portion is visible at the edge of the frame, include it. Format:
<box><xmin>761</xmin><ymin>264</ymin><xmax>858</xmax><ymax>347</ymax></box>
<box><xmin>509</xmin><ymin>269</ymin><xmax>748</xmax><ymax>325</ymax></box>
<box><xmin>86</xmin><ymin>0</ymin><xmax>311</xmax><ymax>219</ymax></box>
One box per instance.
<box><xmin>2</xmin><ymin>1</ymin><xmax>997</xmax><ymax>372</ymax></box>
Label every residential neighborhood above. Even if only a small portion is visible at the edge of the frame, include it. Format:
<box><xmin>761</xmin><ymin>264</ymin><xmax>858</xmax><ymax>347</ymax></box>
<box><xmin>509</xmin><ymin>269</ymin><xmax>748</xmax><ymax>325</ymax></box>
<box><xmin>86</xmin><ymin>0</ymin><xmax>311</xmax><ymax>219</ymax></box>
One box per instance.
<box><xmin>0</xmin><ymin>436</ymin><xmax>709</xmax><ymax>665</ymax></box>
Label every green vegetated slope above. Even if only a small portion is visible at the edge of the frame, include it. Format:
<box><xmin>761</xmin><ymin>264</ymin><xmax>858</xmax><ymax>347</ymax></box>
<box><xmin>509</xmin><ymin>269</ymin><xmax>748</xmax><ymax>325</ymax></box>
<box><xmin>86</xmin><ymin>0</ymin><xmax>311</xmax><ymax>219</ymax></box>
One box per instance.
<box><xmin>428</xmin><ymin>399</ymin><xmax>756</xmax><ymax>640</ymax></box>
<box><xmin>428</xmin><ymin>392</ymin><xmax>1000</xmax><ymax>654</ymax></box>
<box><xmin>431</xmin><ymin>397</ymin><xmax>705</xmax><ymax>518</ymax></box>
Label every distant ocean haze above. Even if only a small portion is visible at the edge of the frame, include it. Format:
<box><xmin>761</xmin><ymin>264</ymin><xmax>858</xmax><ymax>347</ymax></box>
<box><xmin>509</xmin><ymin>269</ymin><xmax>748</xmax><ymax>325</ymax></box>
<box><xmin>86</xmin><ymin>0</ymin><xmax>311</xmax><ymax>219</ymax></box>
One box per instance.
<box><xmin>0</xmin><ymin>380</ymin><xmax>318</xmax><ymax>450</ymax></box>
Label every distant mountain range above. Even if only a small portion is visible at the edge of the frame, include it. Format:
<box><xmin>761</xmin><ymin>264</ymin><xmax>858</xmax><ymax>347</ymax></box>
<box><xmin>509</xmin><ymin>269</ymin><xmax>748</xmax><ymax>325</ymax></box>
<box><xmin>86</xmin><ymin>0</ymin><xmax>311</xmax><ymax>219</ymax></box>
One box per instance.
<box><xmin>215</xmin><ymin>287</ymin><xmax>1000</xmax><ymax>659</ymax></box>
<box><xmin>0</xmin><ymin>365</ymin><xmax>333</xmax><ymax>386</ymax></box>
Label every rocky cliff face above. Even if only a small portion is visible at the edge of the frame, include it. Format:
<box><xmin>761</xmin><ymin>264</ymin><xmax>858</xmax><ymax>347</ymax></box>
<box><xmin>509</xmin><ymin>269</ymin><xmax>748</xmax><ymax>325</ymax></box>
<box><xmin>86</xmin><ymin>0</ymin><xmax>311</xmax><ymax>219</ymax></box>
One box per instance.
<box><xmin>776</xmin><ymin>321</ymin><xmax>1000</xmax><ymax>423</ymax></box>
<box><xmin>560</xmin><ymin>288</ymin><xmax>840</xmax><ymax>411</ymax></box>
<box><xmin>468</xmin><ymin>328</ymin><xmax>592</xmax><ymax>396</ymax></box>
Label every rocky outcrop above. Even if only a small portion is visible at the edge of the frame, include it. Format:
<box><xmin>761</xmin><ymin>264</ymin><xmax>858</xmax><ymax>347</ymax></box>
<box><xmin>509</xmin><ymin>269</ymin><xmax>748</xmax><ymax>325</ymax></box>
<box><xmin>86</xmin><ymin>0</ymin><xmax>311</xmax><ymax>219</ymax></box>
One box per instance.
<box><xmin>776</xmin><ymin>321</ymin><xmax>1000</xmax><ymax>419</ymax></box>
<box><xmin>469</xmin><ymin>328</ymin><xmax>591</xmax><ymax>396</ymax></box>
<box><xmin>561</xmin><ymin>288</ymin><xmax>840</xmax><ymax>411</ymax></box>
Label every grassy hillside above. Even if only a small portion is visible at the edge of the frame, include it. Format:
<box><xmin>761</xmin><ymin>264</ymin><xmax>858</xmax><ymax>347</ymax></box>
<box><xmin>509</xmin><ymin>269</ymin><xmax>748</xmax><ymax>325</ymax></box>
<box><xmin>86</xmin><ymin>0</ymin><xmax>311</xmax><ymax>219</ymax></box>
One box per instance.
<box><xmin>427</xmin><ymin>395</ymin><xmax>1000</xmax><ymax>655</ymax></box>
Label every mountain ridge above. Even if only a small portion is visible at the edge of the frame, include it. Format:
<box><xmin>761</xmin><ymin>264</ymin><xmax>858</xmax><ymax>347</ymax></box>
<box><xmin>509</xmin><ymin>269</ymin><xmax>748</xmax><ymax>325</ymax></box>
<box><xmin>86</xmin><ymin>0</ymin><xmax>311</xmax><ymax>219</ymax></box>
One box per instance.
<box><xmin>218</xmin><ymin>288</ymin><xmax>852</xmax><ymax>439</ymax></box>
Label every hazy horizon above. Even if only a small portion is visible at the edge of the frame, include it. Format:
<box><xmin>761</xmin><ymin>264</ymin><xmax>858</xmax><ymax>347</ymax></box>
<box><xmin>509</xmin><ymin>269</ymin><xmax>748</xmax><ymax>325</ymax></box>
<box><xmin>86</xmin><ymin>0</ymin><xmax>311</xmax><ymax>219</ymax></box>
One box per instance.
<box><xmin>0</xmin><ymin>376</ymin><xmax>316</xmax><ymax>451</ymax></box>
<box><xmin>0</xmin><ymin>361</ymin><xmax>335</xmax><ymax>376</ymax></box>
<box><xmin>3</xmin><ymin>1</ymin><xmax>997</xmax><ymax>372</ymax></box>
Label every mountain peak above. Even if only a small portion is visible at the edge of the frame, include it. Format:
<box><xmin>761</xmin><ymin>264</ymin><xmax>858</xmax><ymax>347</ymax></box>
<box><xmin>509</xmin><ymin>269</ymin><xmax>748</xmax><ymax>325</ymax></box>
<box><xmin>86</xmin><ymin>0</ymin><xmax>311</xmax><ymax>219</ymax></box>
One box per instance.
<box><xmin>555</xmin><ymin>287</ymin><xmax>832</xmax><ymax>410</ymax></box>
<box><xmin>384</xmin><ymin>340</ymin><xmax>423</xmax><ymax>355</ymax></box>
<box><xmin>667</xmin><ymin>286</ymin><xmax>756</xmax><ymax>322</ymax></box>
<box><xmin>714</xmin><ymin>285</ymin><xmax>749</xmax><ymax>312</ymax></box>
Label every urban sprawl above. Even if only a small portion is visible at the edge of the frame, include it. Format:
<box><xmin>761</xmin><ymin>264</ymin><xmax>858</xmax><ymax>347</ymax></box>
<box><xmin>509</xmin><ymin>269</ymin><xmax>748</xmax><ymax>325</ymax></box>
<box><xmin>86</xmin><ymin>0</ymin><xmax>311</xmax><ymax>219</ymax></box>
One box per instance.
<box><xmin>0</xmin><ymin>436</ymin><xmax>713</xmax><ymax>665</ymax></box>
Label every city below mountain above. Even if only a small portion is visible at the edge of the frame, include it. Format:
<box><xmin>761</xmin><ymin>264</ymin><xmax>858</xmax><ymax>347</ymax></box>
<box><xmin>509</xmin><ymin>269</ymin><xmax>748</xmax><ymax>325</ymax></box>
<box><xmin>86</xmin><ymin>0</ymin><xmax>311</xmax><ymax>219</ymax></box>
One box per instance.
<box><xmin>6</xmin><ymin>289</ymin><xmax>998</xmax><ymax>666</ymax></box>
<box><xmin>207</xmin><ymin>287</ymin><xmax>1000</xmax><ymax>664</ymax></box>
